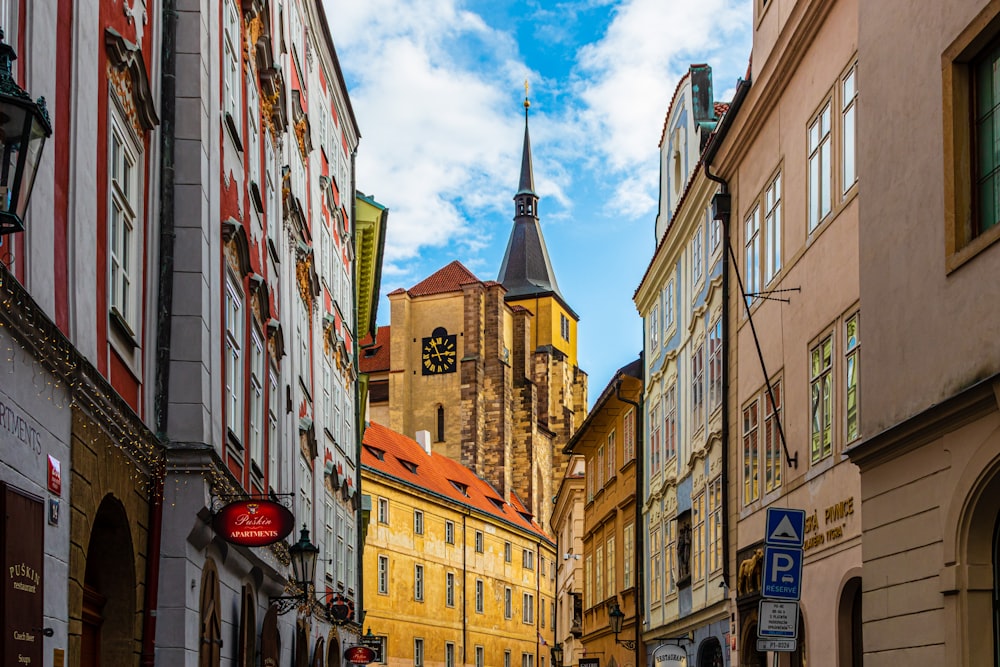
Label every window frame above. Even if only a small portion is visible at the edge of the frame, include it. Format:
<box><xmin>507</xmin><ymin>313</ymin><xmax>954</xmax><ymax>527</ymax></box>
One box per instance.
<box><xmin>377</xmin><ymin>497</ymin><xmax>389</xmax><ymax>524</ymax></box>
<box><xmin>107</xmin><ymin>100</ymin><xmax>141</xmax><ymax>338</ymax></box>
<box><xmin>810</xmin><ymin>333</ymin><xmax>834</xmax><ymax>464</ymax></box>
<box><xmin>446</xmin><ymin>572</ymin><xmax>455</xmax><ymax>607</ymax></box>
<box><xmin>808</xmin><ymin>99</ymin><xmax>833</xmax><ymax>231</ymax></box>
<box><xmin>413</xmin><ymin>509</ymin><xmax>424</xmax><ymax>535</ymax></box>
<box><xmin>522</xmin><ymin>592</ymin><xmax>535</xmax><ymax>624</ymax></box>
<box><xmin>475</xmin><ymin>579</ymin><xmax>484</xmax><ymax>613</ymax></box>
<box><xmin>377</xmin><ymin>555</ymin><xmax>389</xmax><ymax>595</ymax></box>
<box><xmin>845</xmin><ymin>312</ymin><xmax>861</xmax><ymax>443</ymax></box>
<box><xmin>841</xmin><ymin>61</ymin><xmax>858</xmax><ymax>195</ymax></box>
<box><xmin>764</xmin><ymin>171</ymin><xmax>782</xmax><ymax>284</ymax></box>
<box><xmin>225</xmin><ymin>272</ymin><xmax>245</xmax><ymax>443</ymax></box>
<box><xmin>414</xmin><ymin>563</ymin><xmax>424</xmax><ymax>602</ymax></box>
<box><xmin>742</xmin><ymin>398</ymin><xmax>760</xmax><ymax>505</ymax></box>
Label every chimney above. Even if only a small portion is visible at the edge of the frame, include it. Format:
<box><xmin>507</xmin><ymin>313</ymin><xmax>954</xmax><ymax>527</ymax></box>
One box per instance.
<box><xmin>415</xmin><ymin>430</ymin><xmax>432</xmax><ymax>455</ymax></box>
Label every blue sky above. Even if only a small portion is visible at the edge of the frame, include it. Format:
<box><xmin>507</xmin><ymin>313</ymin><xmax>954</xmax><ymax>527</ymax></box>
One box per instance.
<box><xmin>326</xmin><ymin>0</ymin><xmax>752</xmax><ymax>401</ymax></box>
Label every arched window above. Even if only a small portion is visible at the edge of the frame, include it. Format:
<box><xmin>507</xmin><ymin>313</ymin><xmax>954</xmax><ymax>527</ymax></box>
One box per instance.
<box><xmin>838</xmin><ymin>576</ymin><xmax>863</xmax><ymax>666</ymax></box>
<box><xmin>698</xmin><ymin>637</ymin><xmax>724</xmax><ymax>667</ymax></box>
<box><xmin>437</xmin><ymin>405</ymin><xmax>445</xmax><ymax>442</ymax></box>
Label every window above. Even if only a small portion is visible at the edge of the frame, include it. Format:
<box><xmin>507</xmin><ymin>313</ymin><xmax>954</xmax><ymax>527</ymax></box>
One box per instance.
<box><xmin>445</xmin><ymin>520</ymin><xmax>455</xmax><ymax>545</ymax></box>
<box><xmin>249</xmin><ymin>329</ymin><xmax>265</xmax><ymax>471</ymax></box>
<box><xmin>413</xmin><ymin>638</ymin><xmax>424</xmax><ymax>667</ymax></box>
<box><xmin>505</xmin><ymin>651</ymin><xmax>512</xmax><ymax>667</ymax></box>
<box><xmin>649</xmin><ymin>403</ymin><xmax>662</xmax><ymax>476</ymax></box>
<box><xmin>743</xmin><ymin>399</ymin><xmax>760</xmax><ymax>504</ymax></box>
<box><xmin>649</xmin><ymin>304</ymin><xmax>660</xmax><ymax>349</ymax></box>
<box><xmin>414</xmin><ymin>510</ymin><xmax>424</xmax><ymax>535</ymax></box>
<box><xmin>709</xmin><ymin>476</ymin><xmax>723</xmax><ymax>573</ymax></box>
<box><xmin>475</xmin><ymin>530</ymin><xmax>484</xmax><ymax>553</ymax></box>
<box><xmin>692</xmin><ymin>491</ymin><xmax>705</xmax><ymax>582</ymax></box>
<box><xmin>323</xmin><ymin>495</ymin><xmax>335</xmax><ymax>582</ymax></box>
<box><xmin>623</xmin><ymin>522</ymin><xmax>634</xmax><ymax>588</ymax></box>
<box><xmin>587</xmin><ymin>456</ymin><xmax>595</xmax><ymax>500</ymax></box>
<box><xmin>664</xmin><ymin>383</ymin><xmax>677</xmax><ymax>463</ymax></box>
<box><xmin>540</xmin><ymin>596</ymin><xmax>546</xmax><ymax>627</ymax></box>
<box><xmin>222</xmin><ymin>0</ymin><xmax>241</xmax><ymax>127</ymax></box>
<box><xmin>692</xmin><ymin>344</ymin><xmax>705</xmax><ymax>433</ymax></box>
<box><xmin>692</xmin><ymin>223</ymin><xmax>704</xmax><ymax>285</ymax></box>
<box><xmin>298</xmin><ymin>458</ymin><xmax>312</xmax><ymax>539</ymax></box>
<box><xmin>445</xmin><ymin>643</ymin><xmax>455</xmax><ymax>667</ymax></box>
<box><xmin>709</xmin><ymin>319</ymin><xmax>723</xmax><ymax>411</ymax></box>
<box><xmin>108</xmin><ymin>106</ymin><xmax>139</xmax><ymax>332</ymax></box>
<box><xmin>378</xmin><ymin>498</ymin><xmax>389</xmax><ymax>524</ymax></box>
<box><xmin>505</xmin><ymin>541</ymin><xmax>512</xmax><ymax>562</ymax></box>
<box><xmin>810</xmin><ymin>335</ymin><xmax>834</xmax><ymax>463</ymax></box>
<box><xmin>845</xmin><ymin>313</ymin><xmax>860</xmax><ymax>442</ymax></box>
<box><xmin>607</xmin><ymin>429</ymin><xmax>616</xmax><ymax>479</ymax></box>
<box><xmin>842</xmin><ymin>63</ymin><xmax>858</xmax><ymax>192</ymax></box>
<box><xmin>666</xmin><ymin>519</ymin><xmax>676</xmax><ymax>592</ymax></box>
<box><xmin>437</xmin><ymin>405</ymin><xmax>445</xmax><ymax>442</ymax></box>
<box><xmin>764</xmin><ymin>172</ymin><xmax>782</xmax><ymax>283</ymax></box>
<box><xmin>476</xmin><ymin>646</ymin><xmax>485</xmax><ymax>667</ymax></box>
<box><xmin>709</xmin><ymin>204</ymin><xmax>722</xmax><ymax>253</ymax></box>
<box><xmin>247</xmin><ymin>75</ymin><xmax>261</xmax><ymax>197</ymax></box>
<box><xmin>595</xmin><ymin>545</ymin><xmax>604</xmax><ymax>603</ymax></box>
<box><xmin>596</xmin><ymin>445</ymin><xmax>605</xmax><ymax>489</ymax></box>
<box><xmin>377</xmin><ymin>555</ymin><xmax>389</xmax><ymax>594</ymax></box>
<box><xmin>764</xmin><ymin>381</ymin><xmax>783</xmax><ymax>493</ymax></box>
<box><xmin>268</xmin><ymin>368</ymin><xmax>279</xmax><ymax>489</ymax></box>
<box><xmin>606</xmin><ymin>536</ymin><xmax>616</xmax><ymax>598</ymax></box>
<box><xmin>522</xmin><ymin>592</ymin><xmax>534</xmax><ymax>624</ymax></box>
<box><xmin>475</xmin><ymin>579</ymin><xmax>484</xmax><ymax>613</ymax></box>
<box><xmin>744</xmin><ymin>204</ymin><xmax>760</xmax><ymax>303</ymax></box>
<box><xmin>225</xmin><ymin>275</ymin><xmax>244</xmax><ymax>441</ymax></box>
<box><xmin>584</xmin><ymin>554</ymin><xmax>593</xmax><ymax>608</ymax></box>
<box><xmin>446</xmin><ymin>572</ymin><xmax>455</xmax><ymax>607</ymax></box>
<box><xmin>560</xmin><ymin>313</ymin><xmax>570</xmax><ymax>341</ymax></box>
<box><xmin>414</xmin><ymin>564</ymin><xmax>424</xmax><ymax>601</ymax></box>
<box><xmin>663</xmin><ymin>278</ymin><xmax>675</xmax><ymax>336</ymax></box>
<box><xmin>649</xmin><ymin>526</ymin><xmax>662</xmax><ymax>601</ymax></box>
<box><xmin>623</xmin><ymin>408</ymin><xmax>635</xmax><ymax>462</ymax></box>
<box><xmin>522</xmin><ymin>654</ymin><xmax>535</xmax><ymax>667</ymax></box>
<box><xmin>523</xmin><ymin>548</ymin><xmax>535</xmax><ymax>570</ymax></box>
<box><xmin>505</xmin><ymin>586</ymin><xmax>513</xmax><ymax>619</ymax></box>
<box><xmin>809</xmin><ymin>101</ymin><xmax>833</xmax><ymax>230</ymax></box>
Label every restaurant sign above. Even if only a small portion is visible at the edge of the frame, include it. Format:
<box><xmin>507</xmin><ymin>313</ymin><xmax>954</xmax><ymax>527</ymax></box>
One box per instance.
<box><xmin>213</xmin><ymin>500</ymin><xmax>294</xmax><ymax>547</ymax></box>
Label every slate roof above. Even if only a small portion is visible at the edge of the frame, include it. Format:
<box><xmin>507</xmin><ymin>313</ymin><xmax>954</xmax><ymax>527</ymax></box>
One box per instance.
<box><xmin>359</xmin><ymin>325</ymin><xmax>391</xmax><ymax>373</ymax></box>
<box><xmin>362</xmin><ymin>421</ymin><xmax>551</xmax><ymax>541</ymax></box>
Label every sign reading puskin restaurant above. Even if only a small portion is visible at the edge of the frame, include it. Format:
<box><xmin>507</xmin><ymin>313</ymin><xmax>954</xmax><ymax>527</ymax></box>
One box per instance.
<box><xmin>2</xmin><ymin>483</ymin><xmax>44</xmax><ymax>667</ymax></box>
<box><xmin>213</xmin><ymin>499</ymin><xmax>294</xmax><ymax>547</ymax></box>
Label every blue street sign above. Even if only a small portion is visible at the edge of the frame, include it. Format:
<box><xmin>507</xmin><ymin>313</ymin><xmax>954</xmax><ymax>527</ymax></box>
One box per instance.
<box><xmin>762</xmin><ymin>545</ymin><xmax>803</xmax><ymax>600</ymax></box>
<box><xmin>765</xmin><ymin>508</ymin><xmax>806</xmax><ymax>548</ymax></box>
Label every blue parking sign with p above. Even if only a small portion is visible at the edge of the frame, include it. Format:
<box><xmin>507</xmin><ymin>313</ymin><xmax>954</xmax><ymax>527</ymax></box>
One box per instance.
<box><xmin>762</xmin><ymin>545</ymin><xmax>803</xmax><ymax>600</ymax></box>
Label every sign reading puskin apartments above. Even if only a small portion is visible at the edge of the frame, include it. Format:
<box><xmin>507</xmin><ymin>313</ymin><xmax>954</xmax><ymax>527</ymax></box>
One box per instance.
<box><xmin>213</xmin><ymin>500</ymin><xmax>294</xmax><ymax>547</ymax></box>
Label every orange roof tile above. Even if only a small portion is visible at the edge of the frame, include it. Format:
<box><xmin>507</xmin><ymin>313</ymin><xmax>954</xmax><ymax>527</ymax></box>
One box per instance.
<box><xmin>359</xmin><ymin>325</ymin><xmax>391</xmax><ymax>373</ymax></box>
<box><xmin>407</xmin><ymin>260</ymin><xmax>481</xmax><ymax>297</ymax></box>
<box><xmin>362</xmin><ymin>421</ymin><xmax>551</xmax><ymax>541</ymax></box>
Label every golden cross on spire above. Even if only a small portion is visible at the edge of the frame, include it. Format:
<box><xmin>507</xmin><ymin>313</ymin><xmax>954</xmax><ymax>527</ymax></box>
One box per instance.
<box><xmin>523</xmin><ymin>79</ymin><xmax>530</xmax><ymax>110</ymax></box>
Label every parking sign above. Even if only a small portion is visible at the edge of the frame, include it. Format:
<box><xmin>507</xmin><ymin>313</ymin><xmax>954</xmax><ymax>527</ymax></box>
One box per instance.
<box><xmin>761</xmin><ymin>545</ymin><xmax>803</xmax><ymax>600</ymax></box>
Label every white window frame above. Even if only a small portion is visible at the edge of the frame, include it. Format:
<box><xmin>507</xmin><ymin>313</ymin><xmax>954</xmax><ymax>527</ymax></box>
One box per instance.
<box><xmin>249</xmin><ymin>327</ymin><xmax>265</xmax><ymax>470</ymax></box>
<box><xmin>764</xmin><ymin>172</ymin><xmax>782</xmax><ymax>284</ymax></box>
<box><xmin>842</xmin><ymin>62</ymin><xmax>858</xmax><ymax>194</ymax></box>
<box><xmin>808</xmin><ymin>100</ymin><xmax>833</xmax><ymax>230</ymax></box>
<box><xmin>522</xmin><ymin>592</ymin><xmax>534</xmax><ymax>624</ymax></box>
<box><xmin>323</xmin><ymin>494</ymin><xmax>335</xmax><ymax>581</ymax></box>
<box><xmin>413</xmin><ymin>509</ymin><xmax>424</xmax><ymax>535</ymax></box>
<box><xmin>446</xmin><ymin>572</ymin><xmax>455</xmax><ymax>607</ymax></box>
<box><xmin>413</xmin><ymin>638</ymin><xmax>424</xmax><ymax>667</ymax></box>
<box><xmin>225</xmin><ymin>274</ymin><xmax>245</xmax><ymax>441</ymax></box>
<box><xmin>662</xmin><ymin>278</ymin><xmax>675</xmax><ymax>339</ymax></box>
<box><xmin>445</xmin><ymin>520</ymin><xmax>455</xmax><ymax>545</ymax></box>
<box><xmin>414</xmin><ymin>563</ymin><xmax>424</xmax><ymax>601</ymax></box>
<box><xmin>223</xmin><ymin>0</ymin><xmax>242</xmax><ymax>128</ymax></box>
<box><xmin>523</xmin><ymin>548</ymin><xmax>534</xmax><ymax>570</ymax></box>
<box><xmin>475</xmin><ymin>579</ymin><xmax>484</xmax><ymax>613</ymax></box>
<box><xmin>692</xmin><ymin>223</ymin><xmax>704</xmax><ymax>286</ymax></box>
<box><xmin>108</xmin><ymin>102</ymin><xmax>140</xmax><ymax>334</ymax></box>
<box><xmin>504</xmin><ymin>586</ymin><xmax>513</xmax><ymax>619</ymax></box>
<box><xmin>268</xmin><ymin>367</ymin><xmax>279</xmax><ymax>489</ymax></box>
<box><xmin>744</xmin><ymin>204</ymin><xmax>760</xmax><ymax>304</ymax></box>
<box><xmin>377</xmin><ymin>497</ymin><xmax>389</xmax><ymax>524</ymax></box>
<box><xmin>377</xmin><ymin>555</ymin><xmax>389</xmax><ymax>594</ymax></box>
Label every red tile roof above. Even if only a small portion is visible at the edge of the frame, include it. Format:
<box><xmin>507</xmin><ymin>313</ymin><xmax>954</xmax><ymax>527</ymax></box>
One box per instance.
<box><xmin>407</xmin><ymin>260</ymin><xmax>481</xmax><ymax>297</ymax></box>
<box><xmin>362</xmin><ymin>421</ymin><xmax>551</xmax><ymax>541</ymax></box>
<box><xmin>359</xmin><ymin>325</ymin><xmax>391</xmax><ymax>373</ymax></box>
<box><xmin>714</xmin><ymin>102</ymin><xmax>730</xmax><ymax>118</ymax></box>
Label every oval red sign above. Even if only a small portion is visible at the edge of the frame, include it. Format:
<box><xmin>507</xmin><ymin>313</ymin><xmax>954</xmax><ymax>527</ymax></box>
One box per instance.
<box><xmin>213</xmin><ymin>500</ymin><xmax>295</xmax><ymax>547</ymax></box>
<box><xmin>344</xmin><ymin>646</ymin><xmax>376</xmax><ymax>665</ymax></box>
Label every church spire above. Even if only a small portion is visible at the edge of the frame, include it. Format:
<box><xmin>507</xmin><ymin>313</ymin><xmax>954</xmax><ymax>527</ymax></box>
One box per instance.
<box><xmin>498</xmin><ymin>82</ymin><xmax>572</xmax><ymax>313</ymax></box>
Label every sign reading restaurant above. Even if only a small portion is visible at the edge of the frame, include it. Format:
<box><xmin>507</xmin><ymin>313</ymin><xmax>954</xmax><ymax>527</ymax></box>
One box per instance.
<box><xmin>213</xmin><ymin>499</ymin><xmax>295</xmax><ymax>547</ymax></box>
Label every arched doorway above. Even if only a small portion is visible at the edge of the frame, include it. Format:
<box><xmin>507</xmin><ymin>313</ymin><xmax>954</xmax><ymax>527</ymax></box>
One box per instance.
<box><xmin>993</xmin><ymin>511</ymin><xmax>1000</xmax><ymax>665</ymax></box>
<box><xmin>199</xmin><ymin>559</ymin><xmax>222</xmax><ymax>667</ymax></box>
<box><xmin>698</xmin><ymin>637</ymin><xmax>724</xmax><ymax>667</ymax></box>
<box><xmin>81</xmin><ymin>495</ymin><xmax>136</xmax><ymax>667</ymax></box>
<box><xmin>327</xmin><ymin>633</ymin><xmax>341</xmax><ymax>667</ymax></box>
<box><xmin>838</xmin><ymin>577</ymin><xmax>863</xmax><ymax>667</ymax></box>
<box><xmin>740</xmin><ymin>614</ymin><xmax>765</xmax><ymax>667</ymax></box>
<box><xmin>790</xmin><ymin>615</ymin><xmax>806</xmax><ymax>667</ymax></box>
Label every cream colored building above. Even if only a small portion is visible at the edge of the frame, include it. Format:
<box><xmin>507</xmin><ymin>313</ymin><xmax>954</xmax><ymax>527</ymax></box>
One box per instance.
<box><xmin>552</xmin><ymin>458</ymin><xmax>586</xmax><ymax>667</ymax></box>
<box><xmin>704</xmin><ymin>0</ymin><xmax>863</xmax><ymax>664</ymax></box>
<box><xmin>846</xmin><ymin>1</ymin><xmax>1000</xmax><ymax>665</ymax></box>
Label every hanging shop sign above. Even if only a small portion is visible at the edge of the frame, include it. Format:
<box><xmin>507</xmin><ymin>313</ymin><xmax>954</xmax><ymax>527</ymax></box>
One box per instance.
<box><xmin>344</xmin><ymin>645</ymin><xmax>377</xmax><ymax>665</ymax></box>
<box><xmin>213</xmin><ymin>499</ymin><xmax>294</xmax><ymax>547</ymax></box>
<box><xmin>2</xmin><ymin>483</ymin><xmax>44</xmax><ymax>667</ymax></box>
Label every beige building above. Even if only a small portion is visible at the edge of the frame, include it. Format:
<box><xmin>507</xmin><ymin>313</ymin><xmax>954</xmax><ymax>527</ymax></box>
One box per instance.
<box><xmin>704</xmin><ymin>0</ymin><xmax>863</xmax><ymax>664</ymax></box>
<box><xmin>846</xmin><ymin>1</ymin><xmax>1000</xmax><ymax>665</ymax></box>
<box><xmin>552</xmin><ymin>458</ymin><xmax>586</xmax><ymax>667</ymax></box>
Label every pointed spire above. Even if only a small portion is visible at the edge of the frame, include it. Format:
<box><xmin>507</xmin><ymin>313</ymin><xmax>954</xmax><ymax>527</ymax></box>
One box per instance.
<box><xmin>518</xmin><ymin>80</ymin><xmax>535</xmax><ymax>196</ymax></box>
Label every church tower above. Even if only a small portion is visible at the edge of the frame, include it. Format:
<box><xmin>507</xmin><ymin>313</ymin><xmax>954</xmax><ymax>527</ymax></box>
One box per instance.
<box><xmin>376</xmin><ymin>88</ymin><xmax>588</xmax><ymax>531</ymax></box>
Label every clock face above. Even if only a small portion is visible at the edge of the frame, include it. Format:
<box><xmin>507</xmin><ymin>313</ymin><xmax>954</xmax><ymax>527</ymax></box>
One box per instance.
<box><xmin>422</xmin><ymin>327</ymin><xmax>458</xmax><ymax>375</ymax></box>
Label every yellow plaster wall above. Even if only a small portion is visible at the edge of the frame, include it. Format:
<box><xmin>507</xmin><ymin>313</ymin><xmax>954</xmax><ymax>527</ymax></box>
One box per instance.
<box><xmin>507</xmin><ymin>295</ymin><xmax>577</xmax><ymax>369</ymax></box>
<box><xmin>363</xmin><ymin>471</ymin><xmax>556</xmax><ymax>667</ymax></box>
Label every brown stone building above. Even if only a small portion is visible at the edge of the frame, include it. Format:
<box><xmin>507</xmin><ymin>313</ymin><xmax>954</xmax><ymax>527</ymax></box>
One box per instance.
<box><xmin>704</xmin><ymin>0</ymin><xmax>863</xmax><ymax>663</ymax></box>
<box><xmin>364</xmin><ymin>102</ymin><xmax>588</xmax><ymax>531</ymax></box>
<box><xmin>846</xmin><ymin>1</ymin><xmax>1000</xmax><ymax>664</ymax></box>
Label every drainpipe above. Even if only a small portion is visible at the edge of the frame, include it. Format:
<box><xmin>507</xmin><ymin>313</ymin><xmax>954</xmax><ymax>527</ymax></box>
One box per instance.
<box><xmin>462</xmin><ymin>513</ymin><xmax>468</xmax><ymax>664</ymax></box>
<box><xmin>145</xmin><ymin>0</ymin><xmax>178</xmax><ymax>665</ymax></box>
<box><xmin>615</xmin><ymin>364</ymin><xmax>642</xmax><ymax>664</ymax></box>
<box><xmin>702</xmin><ymin>76</ymin><xmax>750</xmax><ymax>604</ymax></box>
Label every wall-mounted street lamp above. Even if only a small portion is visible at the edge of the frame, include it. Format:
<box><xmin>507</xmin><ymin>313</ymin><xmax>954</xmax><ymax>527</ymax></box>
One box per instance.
<box><xmin>607</xmin><ymin>602</ymin><xmax>636</xmax><ymax>650</ymax></box>
<box><xmin>550</xmin><ymin>643</ymin><xmax>564</xmax><ymax>667</ymax></box>
<box><xmin>270</xmin><ymin>526</ymin><xmax>355</xmax><ymax>625</ymax></box>
<box><xmin>0</xmin><ymin>27</ymin><xmax>51</xmax><ymax>236</ymax></box>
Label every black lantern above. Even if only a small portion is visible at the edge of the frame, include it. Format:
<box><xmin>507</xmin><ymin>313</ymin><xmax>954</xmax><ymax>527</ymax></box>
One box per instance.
<box><xmin>550</xmin><ymin>643</ymin><xmax>564</xmax><ymax>667</ymax></box>
<box><xmin>0</xmin><ymin>27</ymin><xmax>51</xmax><ymax>236</ymax></box>
<box><xmin>607</xmin><ymin>602</ymin><xmax>635</xmax><ymax>650</ymax></box>
<box><xmin>288</xmin><ymin>525</ymin><xmax>319</xmax><ymax>590</ymax></box>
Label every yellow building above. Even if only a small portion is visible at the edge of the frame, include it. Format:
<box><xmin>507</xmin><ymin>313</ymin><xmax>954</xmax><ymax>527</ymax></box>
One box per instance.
<box><xmin>362</xmin><ymin>421</ymin><xmax>557</xmax><ymax>667</ymax></box>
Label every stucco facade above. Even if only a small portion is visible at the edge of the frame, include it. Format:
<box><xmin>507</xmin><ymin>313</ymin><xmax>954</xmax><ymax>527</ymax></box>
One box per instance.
<box><xmin>846</xmin><ymin>1</ymin><xmax>1000</xmax><ymax>665</ymax></box>
<box><xmin>552</xmin><ymin>458</ymin><xmax>586</xmax><ymax>667</ymax></box>
<box><xmin>705</xmin><ymin>0</ymin><xmax>863</xmax><ymax>664</ymax></box>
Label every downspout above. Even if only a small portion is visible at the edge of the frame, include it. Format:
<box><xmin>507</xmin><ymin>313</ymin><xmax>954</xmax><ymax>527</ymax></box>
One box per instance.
<box><xmin>536</xmin><ymin>537</ymin><xmax>542</xmax><ymax>661</ymax></box>
<box><xmin>462</xmin><ymin>514</ymin><xmax>468</xmax><ymax>665</ymax></box>
<box><xmin>351</xmin><ymin>147</ymin><xmax>365</xmax><ymax>631</ymax></box>
<box><xmin>145</xmin><ymin>0</ymin><xmax>178</xmax><ymax>665</ymax></box>
<box><xmin>703</xmin><ymin>76</ymin><xmax>751</xmax><ymax>597</ymax></box>
<box><xmin>615</xmin><ymin>365</ymin><xmax>642</xmax><ymax>664</ymax></box>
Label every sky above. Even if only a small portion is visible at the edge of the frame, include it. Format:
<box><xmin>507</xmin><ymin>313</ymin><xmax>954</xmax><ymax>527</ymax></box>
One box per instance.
<box><xmin>326</xmin><ymin>0</ymin><xmax>752</xmax><ymax>402</ymax></box>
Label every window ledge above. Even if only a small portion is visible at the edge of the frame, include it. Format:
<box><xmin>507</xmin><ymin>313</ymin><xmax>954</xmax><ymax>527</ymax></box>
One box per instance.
<box><xmin>946</xmin><ymin>223</ymin><xmax>1000</xmax><ymax>274</ymax></box>
<box><xmin>225</xmin><ymin>112</ymin><xmax>244</xmax><ymax>153</ymax></box>
<box><xmin>110</xmin><ymin>307</ymin><xmax>138</xmax><ymax>348</ymax></box>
